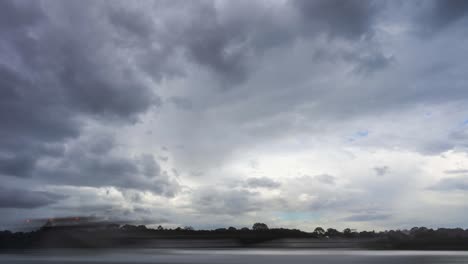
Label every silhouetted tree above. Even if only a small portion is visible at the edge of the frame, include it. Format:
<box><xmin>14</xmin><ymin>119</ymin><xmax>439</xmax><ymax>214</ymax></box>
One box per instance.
<box><xmin>252</xmin><ymin>223</ymin><xmax>269</xmax><ymax>231</ymax></box>
<box><xmin>326</xmin><ymin>228</ymin><xmax>340</xmax><ymax>237</ymax></box>
<box><xmin>359</xmin><ymin>230</ymin><xmax>376</xmax><ymax>238</ymax></box>
<box><xmin>313</xmin><ymin>227</ymin><xmax>325</xmax><ymax>237</ymax></box>
<box><xmin>343</xmin><ymin>228</ymin><xmax>355</xmax><ymax>238</ymax></box>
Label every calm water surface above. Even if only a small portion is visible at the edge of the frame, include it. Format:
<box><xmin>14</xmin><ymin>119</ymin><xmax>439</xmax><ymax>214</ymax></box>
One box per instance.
<box><xmin>1</xmin><ymin>249</ymin><xmax>468</xmax><ymax>263</ymax></box>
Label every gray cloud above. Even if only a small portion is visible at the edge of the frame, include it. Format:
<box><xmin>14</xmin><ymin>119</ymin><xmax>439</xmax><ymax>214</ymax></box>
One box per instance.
<box><xmin>314</xmin><ymin>174</ymin><xmax>336</xmax><ymax>185</ymax></box>
<box><xmin>158</xmin><ymin>156</ymin><xmax>169</xmax><ymax>162</ymax></box>
<box><xmin>0</xmin><ymin>0</ymin><xmax>159</xmax><ymax>185</ymax></box>
<box><xmin>429</xmin><ymin>176</ymin><xmax>468</xmax><ymax>191</ymax></box>
<box><xmin>35</xmin><ymin>135</ymin><xmax>179</xmax><ymax>197</ymax></box>
<box><xmin>342</xmin><ymin>212</ymin><xmax>391</xmax><ymax>222</ymax></box>
<box><xmin>0</xmin><ymin>187</ymin><xmax>66</xmax><ymax>209</ymax></box>
<box><xmin>244</xmin><ymin>177</ymin><xmax>281</xmax><ymax>189</ymax></box>
<box><xmin>0</xmin><ymin>1</ymin><xmax>43</xmax><ymax>31</ymax></box>
<box><xmin>444</xmin><ymin>169</ymin><xmax>468</xmax><ymax>174</ymax></box>
<box><xmin>293</xmin><ymin>0</ymin><xmax>379</xmax><ymax>40</ymax></box>
<box><xmin>373</xmin><ymin>166</ymin><xmax>389</xmax><ymax>176</ymax></box>
<box><xmin>0</xmin><ymin>154</ymin><xmax>36</xmax><ymax>178</ymax></box>
<box><xmin>1</xmin><ymin>0</ymin><xmax>468</xmax><ymax>230</ymax></box>
<box><xmin>169</xmin><ymin>97</ymin><xmax>193</xmax><ymax>110</ymax></box>
<box><xmin>191</xmin><ymin>188</ymin><xmax>263</xmax><ymax>215</ymax></box>
<box><xmin>417</xmin><ymin>0</ymin><xmax>468</xmax><ymax>34</ymax></box>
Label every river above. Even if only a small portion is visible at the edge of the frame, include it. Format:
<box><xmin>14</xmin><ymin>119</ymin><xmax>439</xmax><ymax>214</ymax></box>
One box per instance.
<box><xmin>1</xmin><ymin>249</ymin><xmax>467</xmax><ymax>263</ymax></box>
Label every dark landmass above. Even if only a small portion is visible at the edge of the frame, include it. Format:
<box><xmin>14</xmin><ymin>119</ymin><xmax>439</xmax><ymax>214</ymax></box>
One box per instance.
<box><xmin>1</xmin><ymin>219</ymin><xmax>468</xmax><ymax>250</ymax></box>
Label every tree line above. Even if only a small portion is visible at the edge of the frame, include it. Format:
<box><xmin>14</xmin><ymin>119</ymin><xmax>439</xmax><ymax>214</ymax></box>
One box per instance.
<box><xmin>1</xmin><ymin>221</ymin><xmax>468</xmax><ymax>249</ymax></box>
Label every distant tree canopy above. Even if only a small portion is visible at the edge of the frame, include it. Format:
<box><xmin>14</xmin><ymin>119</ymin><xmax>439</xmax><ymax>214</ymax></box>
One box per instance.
<box><xmin>326</xmin><ymin>228</ymin><xmax>340</xmax><ymax>237</ymax></box>
<box><xmin>313</xmin><ymin>227</ymin><xmax>325</xmax><ymax>236</ymax></box>
<box><xmin>343</xmin><ymin>228</ymin><xmax>356</xmax><ymax>238</ymax></box>
<box><xmin>252</xmin><ymin>223</ymin><xmax>269</xmax><ymax>231</ymax></box>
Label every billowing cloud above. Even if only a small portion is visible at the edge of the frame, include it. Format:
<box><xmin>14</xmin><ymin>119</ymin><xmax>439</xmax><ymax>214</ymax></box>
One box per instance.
<box><xmin>35</xmin><ymin>135</ymin><xmax>179</xmax><ymax>197</ymax></box>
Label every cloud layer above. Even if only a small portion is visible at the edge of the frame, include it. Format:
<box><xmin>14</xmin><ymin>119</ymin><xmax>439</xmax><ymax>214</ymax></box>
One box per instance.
<box><xmin>1</xmin><ymin>0</ymin><xmax>468</xmax><ymax>231</ymax></box>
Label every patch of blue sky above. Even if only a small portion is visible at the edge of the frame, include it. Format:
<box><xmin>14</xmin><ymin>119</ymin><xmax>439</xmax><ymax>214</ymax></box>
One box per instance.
<box><xmin>345</xmin><ymin>130</ymin><xmax>369</xmax><ymax>143</ymax></box>
<box><xmin>276</xmin><ymin>211</ymin><xmax>319</xmax><ymax>221</ymax></box>
<box><xmin>452</xmin><ymin>119</ymin><xmax>468</xmax><ymax>132</ymax></box>
<box><xmin>356</xmin><ymin>130</ymin><xmax>369</xmax><ymax>137</ymax></box>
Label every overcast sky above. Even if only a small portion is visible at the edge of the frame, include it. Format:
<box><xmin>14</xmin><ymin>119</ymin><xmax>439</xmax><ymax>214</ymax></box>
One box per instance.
<box><xmin>1</xmin><ymin>0</ymin><xmax>468</xmax><ymax>231</ymax></box>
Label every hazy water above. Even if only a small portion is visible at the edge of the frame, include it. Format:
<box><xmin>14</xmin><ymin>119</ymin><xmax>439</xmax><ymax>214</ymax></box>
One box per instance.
<box><xmin>1</xmin><ymin>249</ymin><xmax>468</xmax><ymax>263</ymax></box>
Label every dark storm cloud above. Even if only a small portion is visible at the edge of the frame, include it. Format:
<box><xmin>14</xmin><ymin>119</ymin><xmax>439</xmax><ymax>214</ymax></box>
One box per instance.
<box><xmin>293</xmin><ymin>0</ymin><xmax>379</xmax><ymax>40</ymax></box>
<box><xmin>0</xmin><ymin>62</ymin><xmax>78</xmax><ymax>178</ymax></box>
<box><xmin>163</xmin><ymin>1</ymin><xmax>256</xmax><ymax>84</ymax></box>
<box><xmin>123</xmin><ymin>0</ymin><xmax>389</xmax><ymax>85</ymax></box>
<box><xmin>182</xmin><ymin>0</ymin><xmax>388</xmax><ymax>82</ymax></box>
<box><xmin>0</xmin><ymin>1</ymin><xmax>157</xmax><ymax>120</ymax></box>
<box><xmin>0</xmin><ymin>0</ymin><xmax>166</xmax><ymax>192</ymax></box>
<box><xmin>0</xmin><ymin>0</ymin><xmax>43</xmax><ymax>30</ymax></box>
<box><xmin>0</xmin><ymin>154</ymin><xmax>36</xmax><ymax>178</ymax></box>
<box><xmin>36</xmin><ymin>136</ymin><xmax>179</xmax><ymax>196</ymax></box>
<box><xmin>0</xmin><ymin>187</ymin><xmax>66</xmax><ymax>209</ymax></box>
<box><xmin>52</xmin><ymin>204</ymin><xmax>117</xmax><ymax>216</ymax></box>
<box><xmin>0</xmin><ymin>63</ymin><xmax>78</xmax><ymax>146</ymax></box>
<box><xmin>106</xmin><ymin>1</ymin><xmax>252</xmax><ymax>84</ymax></box>
<box><xmin>107</xmin><ymin>5</ymin><xmax>154</xmax><ymax>40</ymax></box>
<box><xmin>418</xmin><ymin>0</ymin><xmax>468</xmax><ymax>34</ymax></box>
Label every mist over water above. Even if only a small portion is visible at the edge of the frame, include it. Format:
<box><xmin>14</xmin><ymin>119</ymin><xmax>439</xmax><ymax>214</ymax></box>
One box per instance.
<box><xmin>1</xmin><ymin>250</ymin><xmax>468</xmax><ymax>264</ymax></box>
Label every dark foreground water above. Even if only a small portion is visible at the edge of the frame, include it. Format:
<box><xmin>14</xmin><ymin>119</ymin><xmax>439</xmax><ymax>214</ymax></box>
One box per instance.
<box><xmin>1</xmin><ymin>249</ymin><xmax>468</xmax><ymax>263</ymax></box>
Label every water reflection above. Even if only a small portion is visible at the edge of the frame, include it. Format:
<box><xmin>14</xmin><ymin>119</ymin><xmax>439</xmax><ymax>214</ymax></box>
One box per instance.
<box><xmin>1</xmin><ymin>249</ymin><xmax>468</xmax><ymax>263</ymax></box>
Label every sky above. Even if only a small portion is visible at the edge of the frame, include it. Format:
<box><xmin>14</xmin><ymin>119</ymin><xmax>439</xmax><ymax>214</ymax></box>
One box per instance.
<box><xmin>1</xmin><ymin>0</ymin><xmax>468</xmax><ymax>232</ymax></box>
